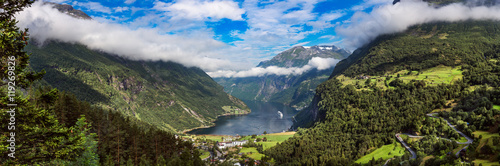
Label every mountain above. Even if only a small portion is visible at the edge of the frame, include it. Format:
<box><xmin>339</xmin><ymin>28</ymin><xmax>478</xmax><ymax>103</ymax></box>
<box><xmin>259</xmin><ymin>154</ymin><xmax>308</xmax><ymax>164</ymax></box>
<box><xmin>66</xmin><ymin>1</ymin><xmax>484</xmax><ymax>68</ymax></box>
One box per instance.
<box><xmin>257</xmin><ymin>45</ymin><xmax>350</xmax><ymax>68</ymax></box>
<box><xmin>267</xmin><ymin>20</ymin><xmax>500</xmax><ymax>165</ymax></box>
<box><xmin>215</xmin><ymin>45</ymin><xmax>350</xmax><ymax>109</ymax></box>
<box><xmin>44</xmin><ymin>2</ymin><xmax>92</xmax><ymax>19</ymax></box>
<box><xmin>26</xmin><ymin>40</ymin><xmax>249</xmax><ymax>133</ymax></box>
<box><xmin>22</xmin><ymin>3</ymin><xmax>250</xmax><ymax>133</ymax></box>
<box><xmin>2</xmin><ymin>2</ymin><xmax>205</xmax><ymax>165</ymax></box>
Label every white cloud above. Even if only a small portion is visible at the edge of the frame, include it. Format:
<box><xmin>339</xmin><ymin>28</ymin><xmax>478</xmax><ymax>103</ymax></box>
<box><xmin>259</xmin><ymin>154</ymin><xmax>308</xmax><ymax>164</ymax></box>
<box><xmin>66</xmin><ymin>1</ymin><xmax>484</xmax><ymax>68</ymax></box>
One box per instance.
<box><xmin>230</xmin><ymin>0</ymin><xmax>342</xmax><ymax>61</ymax></box>
<box><xmin>350</xmin><ymin>0</ymin><xmax>393</xmax><ymax>11</ymax></box>
<box><xmin>124</xmin><ymin>0</ymin><xmax>136</xmax><ymax>4</ymax></box>
<box><xmin>208</xmin><ymin>57</ymin><xmax>340</xmax><ymax>78</ymax></box>
<box><xmin>307</xmin><ymin>11</ymin><xmax>345</xmax><ymax>30</ymax></box>
<box><xmin>114</xmin><ymin>6</ymin><xmax>130</xmax><ymax>13</ymax></box>
<box><xmin>153</xmin><ymin>0</ymin><xmax>245</xmax><ymax>21</ymax></box>
<box><xmin>319</xmin><ymin>35</ymin><xmax>336</xmax><ymax>40</ymax></box>
<box><xmin>72</xmin><ymin>1</ymin><xmax>112</xmax><ymax>14</ymax></box>
<box><xmin>337</xmin><ymin>0</ymin><xmax>500</xmax><ymax>50</ymax></box>
<box><xmin>44</xmin><ymin>0</ymin><xmax>70</xmax><ymax>3</ymax></box>
<box><xmin>17</xmin><ymin>1</ymin><xmax>242</xmax><ymax>72</ymax></box>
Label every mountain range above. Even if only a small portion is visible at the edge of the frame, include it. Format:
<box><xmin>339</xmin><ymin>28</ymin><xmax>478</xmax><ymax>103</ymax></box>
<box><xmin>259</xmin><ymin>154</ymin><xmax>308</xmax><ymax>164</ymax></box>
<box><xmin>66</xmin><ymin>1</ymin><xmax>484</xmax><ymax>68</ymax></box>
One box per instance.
<box><xmin>215</xmin><ymin>45</ymin><xmax>350</xmax><ymax>109</ymax></box>
<box><xmin>268</xmin><ymin>20</ymin><xmax>500</xmax><ymax>165</ymax></box>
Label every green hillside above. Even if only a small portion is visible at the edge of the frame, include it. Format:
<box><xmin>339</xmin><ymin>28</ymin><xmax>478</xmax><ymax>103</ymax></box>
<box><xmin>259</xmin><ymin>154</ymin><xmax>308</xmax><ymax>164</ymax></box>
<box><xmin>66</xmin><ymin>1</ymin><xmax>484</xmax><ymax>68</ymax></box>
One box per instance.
<box><xmin>1</xmin><ymin>2</ymin><xmax>203</xmax><ymax>164</ymax></box>
<box><xmin>269</xmin><ymin>20</ymin><xmax>500</xmax><ymax>165</ymax></box>
<box><xmin>26</xmin><ymin>41</ymin><xmax>249</xmax><ymax>132</ymax></box>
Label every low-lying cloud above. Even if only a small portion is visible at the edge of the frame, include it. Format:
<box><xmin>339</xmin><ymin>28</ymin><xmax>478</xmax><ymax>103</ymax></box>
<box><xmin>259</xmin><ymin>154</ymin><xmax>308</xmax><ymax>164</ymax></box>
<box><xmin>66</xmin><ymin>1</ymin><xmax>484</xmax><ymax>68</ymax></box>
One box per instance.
<box><xmin>208</xmin><ymin>57</ymin><xmax>340</xmax><ymax>78</ymax></box>
<box><xmin>337</xmin><ymin>0</ymin><xmax>500</xmax><ymax>50</ymax></box>
<box><xmin>16</xmin><ymin>1</ymin><xmax>239</xmax><ymax>72</ymax></box>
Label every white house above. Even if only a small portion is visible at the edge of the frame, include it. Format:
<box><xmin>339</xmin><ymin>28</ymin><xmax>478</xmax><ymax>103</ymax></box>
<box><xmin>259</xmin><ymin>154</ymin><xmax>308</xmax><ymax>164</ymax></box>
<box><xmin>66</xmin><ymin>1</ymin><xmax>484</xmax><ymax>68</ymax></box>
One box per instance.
<box><xmin>217</xmin><ymin>140</ymin><xmax>248</xmax><ymax>149</ymax></box>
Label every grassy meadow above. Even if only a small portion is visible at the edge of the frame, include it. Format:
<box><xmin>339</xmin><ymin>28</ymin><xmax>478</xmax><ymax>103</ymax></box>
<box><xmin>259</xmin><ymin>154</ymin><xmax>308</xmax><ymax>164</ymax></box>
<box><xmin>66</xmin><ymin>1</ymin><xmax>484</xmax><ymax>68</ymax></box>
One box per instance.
<box><xmin>355</xmin><ymin>143</ymin><xmax>406</xmax><ymax>164</ymax></box>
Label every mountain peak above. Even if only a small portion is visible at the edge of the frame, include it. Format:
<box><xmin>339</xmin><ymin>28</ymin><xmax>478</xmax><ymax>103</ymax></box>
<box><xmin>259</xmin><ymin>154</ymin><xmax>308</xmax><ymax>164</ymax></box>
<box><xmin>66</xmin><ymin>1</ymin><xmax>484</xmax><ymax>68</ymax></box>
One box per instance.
<box><xmin>44</xmin><ymin>2</ymin><xmax>92</xmax><ymax>20</ymax></box>
<box><xmin>257</xmin><ymin>45</ymin><xmax>350</xmax><ymax>68</ymax></box>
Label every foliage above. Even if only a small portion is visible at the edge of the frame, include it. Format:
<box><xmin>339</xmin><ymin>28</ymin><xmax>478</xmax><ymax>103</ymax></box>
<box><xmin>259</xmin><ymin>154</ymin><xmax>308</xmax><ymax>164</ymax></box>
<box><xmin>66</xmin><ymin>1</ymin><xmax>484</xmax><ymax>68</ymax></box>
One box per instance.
<box><xmin>273</xmin><ymin>20</ymin><xmax>500</xmax><ymax>165</ymax></box>
<box><xmin>50</xmin><ymin>91</ymin><xmax>203</xmax><ymax>165</ymax></box>
<box><xmin>354</xmin><ymin>142</ymin><xmax>406</xmax><ymax>164</ymax></box>
<box><xmin>0</xmin><ymin>0</ymin><xmax>44</xmax><ymax>88</ymax></box>
<box><xmin>26</xmin><ymin>41</ymin><xmax>249</xmax><ymax>132</ymax></box>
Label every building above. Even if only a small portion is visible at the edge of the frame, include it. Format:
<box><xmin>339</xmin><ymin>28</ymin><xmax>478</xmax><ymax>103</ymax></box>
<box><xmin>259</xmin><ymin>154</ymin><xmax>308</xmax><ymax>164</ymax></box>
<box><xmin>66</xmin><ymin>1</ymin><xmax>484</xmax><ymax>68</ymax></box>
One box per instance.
<box><xmin>217</xmin><ymin>140</ymin><xmax>248</xmax><ymax>149</ymax></box>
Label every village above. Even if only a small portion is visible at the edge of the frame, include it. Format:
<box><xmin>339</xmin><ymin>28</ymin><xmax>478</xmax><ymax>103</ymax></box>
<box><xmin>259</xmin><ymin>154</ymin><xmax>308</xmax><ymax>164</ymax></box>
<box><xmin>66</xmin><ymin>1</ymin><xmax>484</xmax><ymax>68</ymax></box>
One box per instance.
<box><xmin>179</xmin><ymin>131</ymin><xmax>296</xmax><ymax>166</ymax></box>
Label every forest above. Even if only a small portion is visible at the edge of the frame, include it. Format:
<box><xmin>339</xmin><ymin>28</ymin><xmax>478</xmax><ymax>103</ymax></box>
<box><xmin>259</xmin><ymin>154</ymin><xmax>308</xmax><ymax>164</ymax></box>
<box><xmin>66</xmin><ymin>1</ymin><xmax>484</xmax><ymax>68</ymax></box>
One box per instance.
<box><xmin>268</xmin><ymin>20</ymin><xmax>500</xmax><ymax>165</ymax></box>
<box><xmin>1</xmin><ymin>1</ymin><xmax>203</xmax><ymax>165</ymax></box>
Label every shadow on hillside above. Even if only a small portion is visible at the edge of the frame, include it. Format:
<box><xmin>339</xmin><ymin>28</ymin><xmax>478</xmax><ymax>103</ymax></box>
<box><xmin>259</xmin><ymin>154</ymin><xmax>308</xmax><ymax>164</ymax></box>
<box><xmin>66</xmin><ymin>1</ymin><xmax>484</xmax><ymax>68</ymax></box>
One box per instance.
<box><xmin>42</xmin><ymin>68</ymin><xmax>110</xmax><ymax>104</ymax></box>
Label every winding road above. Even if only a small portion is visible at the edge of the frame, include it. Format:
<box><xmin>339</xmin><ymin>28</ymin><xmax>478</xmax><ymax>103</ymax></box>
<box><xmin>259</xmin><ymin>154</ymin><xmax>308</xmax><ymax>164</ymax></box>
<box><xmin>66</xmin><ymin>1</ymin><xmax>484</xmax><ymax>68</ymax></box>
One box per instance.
<box><xmin>384</xmin><ymin>113</ymin><xmax>474</xmax><ymax>165</ymax></box>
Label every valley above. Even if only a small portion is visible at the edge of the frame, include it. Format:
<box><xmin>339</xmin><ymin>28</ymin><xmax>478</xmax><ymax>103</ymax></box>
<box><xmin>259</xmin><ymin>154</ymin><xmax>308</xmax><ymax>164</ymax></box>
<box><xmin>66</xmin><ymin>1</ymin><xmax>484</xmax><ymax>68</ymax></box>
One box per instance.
<box><xmin>25</xmin><ymin>41</ymin><xmax>250</xmax><ymax>133</ymax></box>
<box><xmin>187</xmin><ymin>101</ymin><xmax>296</xmax><ymax>136</ymax></box>
<box><xmin>2</xmin><ymin>0</ymin><xmax>500</xmax><ymax>165</ymax></box>
<box><xmin>215</xmin><ymin>45</ymin><xmax>350</xmax><ymax>109</ymax></box>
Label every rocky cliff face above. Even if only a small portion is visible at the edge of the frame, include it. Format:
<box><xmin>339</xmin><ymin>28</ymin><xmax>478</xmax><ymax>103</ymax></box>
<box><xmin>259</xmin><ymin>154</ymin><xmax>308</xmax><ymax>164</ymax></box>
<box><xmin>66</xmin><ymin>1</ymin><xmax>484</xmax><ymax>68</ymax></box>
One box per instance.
<box><xmin>258</xmin><ymin>45</ymin><xmax>349</xmax><ymax>68</ymax></box>
<box><xmin>44</xmin><ymin>2</ymin><xmax>92</xmax><ymax>19</ymax></box>
<box><xmin>215</xmin><ymin>45</ymin><xmax>350</xmax><ymax>109</ymax></box>
<box><xmin>27</xmin><ymin>40</ymin><xmax>250</xmax><ymax>133</ymax></box>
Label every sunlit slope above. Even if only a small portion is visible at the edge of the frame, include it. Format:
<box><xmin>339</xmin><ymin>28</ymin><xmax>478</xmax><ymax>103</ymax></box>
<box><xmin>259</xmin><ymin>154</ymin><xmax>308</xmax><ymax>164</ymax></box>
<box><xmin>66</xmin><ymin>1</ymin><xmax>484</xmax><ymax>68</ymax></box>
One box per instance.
<box><xmin>27</xmin><ymin>41</ymin><xmax>249</xmax><ymax>132</ymax></box>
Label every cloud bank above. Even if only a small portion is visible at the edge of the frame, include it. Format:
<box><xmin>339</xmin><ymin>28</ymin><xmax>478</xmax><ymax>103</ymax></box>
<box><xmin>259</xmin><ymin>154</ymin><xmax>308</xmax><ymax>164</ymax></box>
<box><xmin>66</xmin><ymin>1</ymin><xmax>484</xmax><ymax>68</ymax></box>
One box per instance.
<box><xmin>16</xmin><ymin>1</ymin><xmax>240</xmax><ymax>72</ymax></box>
<box><xmin>336</xmin><ymin>0</ymin><xmax>500</xmax><ymax>50</ymax></box>
<box><xmin>208</xmin><ymin>57</ymin><xmax>340</xmax><ymax>78</ymax></box>
<box><xmin>153</xmin><ymin>0</ymin><xmax>245</xmax><ymax>21</ymax></box>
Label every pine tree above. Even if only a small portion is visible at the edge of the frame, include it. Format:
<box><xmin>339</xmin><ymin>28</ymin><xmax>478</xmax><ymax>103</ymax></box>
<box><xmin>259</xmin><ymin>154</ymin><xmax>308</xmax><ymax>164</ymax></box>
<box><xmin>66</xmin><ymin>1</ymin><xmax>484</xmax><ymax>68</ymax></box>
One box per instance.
<box><xmin>72</xmin><ymin>116</ymin><xmax>99</xmax><ymax>166</ymax></box>
<box><xmin>0</xmin><ymin>0</ymin><xmax>44</xmax><ymax>88</ymax></box>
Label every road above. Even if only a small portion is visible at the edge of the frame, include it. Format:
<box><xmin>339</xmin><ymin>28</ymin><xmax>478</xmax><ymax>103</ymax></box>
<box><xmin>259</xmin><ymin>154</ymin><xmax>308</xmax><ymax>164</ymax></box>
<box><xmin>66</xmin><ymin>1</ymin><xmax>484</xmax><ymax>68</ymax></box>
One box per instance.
<box><xmin>426</xmin><ymin>113</ymin><xmax>474</xmax><ymax>145</ymax></box>
<box><xmin>396</xmin><ymin>133</ymin><xmax>417</xmax><ymax>159</ymax></box>
<box><xmin>384</xmin><ymin>114</ymin><xmax>473</xmax><ymax>165</ymax></box>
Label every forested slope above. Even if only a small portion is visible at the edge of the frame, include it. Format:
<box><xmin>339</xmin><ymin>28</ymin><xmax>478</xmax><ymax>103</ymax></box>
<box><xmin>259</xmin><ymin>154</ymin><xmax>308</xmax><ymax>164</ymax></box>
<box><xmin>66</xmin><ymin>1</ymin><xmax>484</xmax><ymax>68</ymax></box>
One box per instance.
<box><xmin>268</xmin><ymin>20</ymin><xmax>500</xmax><ymax>165</ymax></box>
<box><xmin>25</xmin><ymin>41</ymin><xmax>249</xmax><ymax>132</ymax></box>
<box><xmin>1</xmin><ymin>2</ymin><xmax>203</xmax><ymax>164</ymax></box>
<box><xmin>1</xmin><ymin>88</ymin><xmax>203</xmax><ymax>165</ymax></box>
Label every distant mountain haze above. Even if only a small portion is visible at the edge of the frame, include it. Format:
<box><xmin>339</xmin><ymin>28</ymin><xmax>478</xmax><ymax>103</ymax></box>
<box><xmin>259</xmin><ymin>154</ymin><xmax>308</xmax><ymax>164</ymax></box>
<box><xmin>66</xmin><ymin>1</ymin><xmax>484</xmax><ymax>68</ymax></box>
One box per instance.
<box><xmin>215</xmin><ymin>45</ymin><xmax>350</xmax><ymax>109</ymax></box>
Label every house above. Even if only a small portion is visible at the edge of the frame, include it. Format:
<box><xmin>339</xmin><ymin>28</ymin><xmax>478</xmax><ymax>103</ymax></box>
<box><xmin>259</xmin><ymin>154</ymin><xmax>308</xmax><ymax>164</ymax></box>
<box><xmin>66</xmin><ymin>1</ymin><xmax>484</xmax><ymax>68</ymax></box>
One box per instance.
<box><xmin>217</xmin><ymin>140</ymin><xmax>248</xmax><ymax>149</ymax></box>
<box><xmin>358</xmin><ymin>75</ymin><xmax>370</xmax><ymax>79</ymax></box>
<box><xmin>217</xmin><ymin>142</ymin><xmax>232</xmax><ymax>149</ymax></box>
<box><xmin>232</xmin><ymin>140</ymin><xmax>248</xmax><ymax>146</ymax></box>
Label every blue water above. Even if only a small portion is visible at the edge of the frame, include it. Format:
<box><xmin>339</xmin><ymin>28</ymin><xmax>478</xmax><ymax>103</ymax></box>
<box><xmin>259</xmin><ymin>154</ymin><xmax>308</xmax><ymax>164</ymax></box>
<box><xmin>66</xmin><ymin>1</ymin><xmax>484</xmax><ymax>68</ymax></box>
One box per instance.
<box><xmin>187</xmin><ymin>101</ymin><xmax>296</xmax><ymax>136</ymax></box>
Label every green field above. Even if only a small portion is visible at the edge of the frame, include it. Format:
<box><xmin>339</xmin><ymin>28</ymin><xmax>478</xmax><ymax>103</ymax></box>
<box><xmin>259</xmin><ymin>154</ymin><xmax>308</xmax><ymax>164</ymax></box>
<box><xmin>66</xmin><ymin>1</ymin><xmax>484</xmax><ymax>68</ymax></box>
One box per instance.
<box><xmin>494</xmin><ymin>105</ymin><xmax>500</xmax><ymax>110</ymax></box>
<box><xmin>240</xmin><ymin>147</ymin><xmax>265</xmax><ymax>160</ymax></box>
<box><xmin>337</xmin><ymin>65</ymin><xmax>462</xmax><ymax>90</ymax></box>
<box><xmin>355</xmin><ymin>143</ymin><xmax>406</xmax><ymax>164</ymax></box>
<box><xmin>474</xmin><ymin>131</ymin><xmax>500</xmax><ymax>140</ymax></box>
<box><xmin>452</xmin><ymin>144</ymin><xmax>467</xmax><ymax>155</ymax></box>
<box><xmin>473</xmin><ymin>159</ymin><xmax>500</xmax><ymax>166</ymax></box>
<box><xmin>470</xmin><ymin>131</ymin><xmax>500</xmax><ymax>166</ymax></box>
<box><xmin>241</xmin><ymin>132</ymin><xmax>295</xmax><ymax>150</ymax></box>
<box><xmin>457</xmin><ymin>136</ymin><xmax>468</xmax><ymax>143</ymax></box>
<box><xmin>200</xmin><ymin>150</ymin><xmax>210</xmax><ymax>159</ymax></box>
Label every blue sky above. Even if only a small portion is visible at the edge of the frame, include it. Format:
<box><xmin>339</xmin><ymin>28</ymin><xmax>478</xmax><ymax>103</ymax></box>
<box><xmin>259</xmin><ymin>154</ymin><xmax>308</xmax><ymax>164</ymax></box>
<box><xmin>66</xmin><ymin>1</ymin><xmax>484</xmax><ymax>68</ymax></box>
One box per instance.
<box><xmin>44</xmin><ymin>0</ymin><xmax>392</xmax><ymax>62</ymax></box>
<box><xmin>21</xmin><ymin>0</ymin><xmax>500</xmax><ymax>77</ymax></box>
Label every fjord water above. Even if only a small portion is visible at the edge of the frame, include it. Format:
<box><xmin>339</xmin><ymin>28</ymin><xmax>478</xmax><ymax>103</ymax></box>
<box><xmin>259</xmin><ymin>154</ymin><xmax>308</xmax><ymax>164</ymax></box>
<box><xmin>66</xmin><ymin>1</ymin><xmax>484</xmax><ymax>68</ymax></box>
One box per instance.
<box><xmin>188</xmin><ymin>101</ymin><xmax>296</xmax><ymax>136</ymax></box>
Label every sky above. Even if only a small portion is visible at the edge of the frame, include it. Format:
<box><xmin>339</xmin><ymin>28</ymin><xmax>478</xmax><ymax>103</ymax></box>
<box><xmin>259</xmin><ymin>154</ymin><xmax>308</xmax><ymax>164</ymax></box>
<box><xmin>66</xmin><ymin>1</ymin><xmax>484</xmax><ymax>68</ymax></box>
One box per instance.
<box><xmin>17</xmin><ymin>0</ymin><xmax>500</xmax><ymax>77</ymax></box>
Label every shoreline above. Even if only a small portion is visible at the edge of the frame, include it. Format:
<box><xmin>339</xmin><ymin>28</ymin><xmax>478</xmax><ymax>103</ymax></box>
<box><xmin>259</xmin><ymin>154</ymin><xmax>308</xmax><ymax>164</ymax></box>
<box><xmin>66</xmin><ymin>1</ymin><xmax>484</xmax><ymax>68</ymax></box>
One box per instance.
<box><xmin>188</xmin><ymin>131</ymin><xmax>297</xmax><ymax>137</ymax></box>
<box><xmin>181</xmin><ymin>109</ymin><xmax>251</xmax><ymax>134</ymax></box>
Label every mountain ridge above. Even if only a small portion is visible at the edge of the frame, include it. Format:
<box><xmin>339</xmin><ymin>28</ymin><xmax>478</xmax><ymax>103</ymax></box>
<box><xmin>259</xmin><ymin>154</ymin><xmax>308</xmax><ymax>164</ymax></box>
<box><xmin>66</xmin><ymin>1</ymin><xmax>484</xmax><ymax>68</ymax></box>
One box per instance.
<box><xmin>257</xmin><ymin>45</ymin><xmax>349</xmax><ymax>68</ymax></box>
<box><xmin>268</xmin><ymin>20</ymin><xmax>500</xmax><ymax>165</ymax></box>
<box><xmin>44</xmin><ymin>2</ymin><xmax>92</xmax><ymax>20</ymax></box>
<box><xmin>27</xmin><ymin>40</ymin><xmax>250</xmax><ymax>133</ymax></box>
<box><xmin>216</xmin><ymin>45</ymin><xmax>350</xmax><ymax>109</ymax></box>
